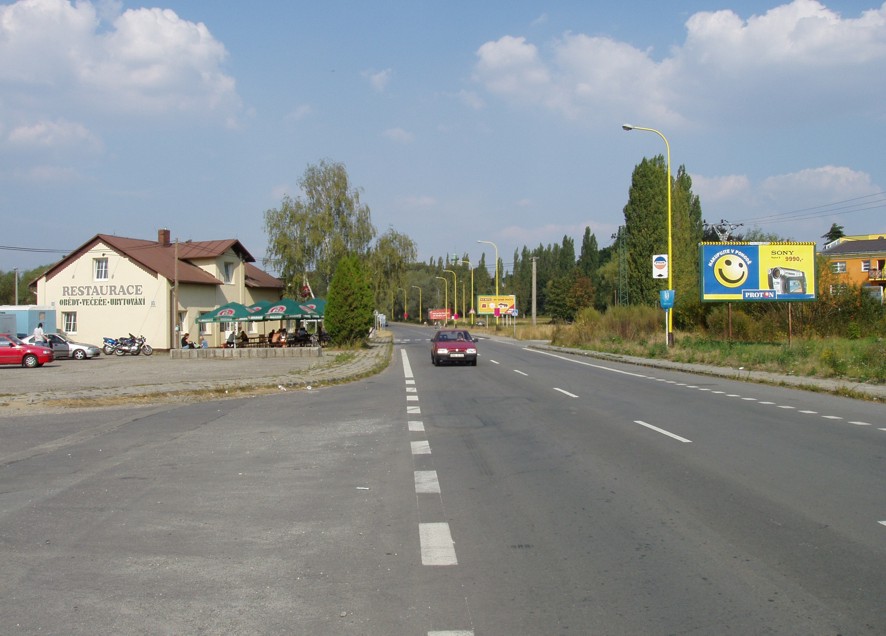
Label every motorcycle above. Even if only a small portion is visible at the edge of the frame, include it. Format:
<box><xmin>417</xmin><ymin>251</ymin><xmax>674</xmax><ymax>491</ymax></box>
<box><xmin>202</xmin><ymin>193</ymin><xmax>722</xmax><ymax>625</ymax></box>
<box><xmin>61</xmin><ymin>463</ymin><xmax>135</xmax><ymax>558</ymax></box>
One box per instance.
<box><xmin>102</xmin><ymin>336</ymin><xmax>121</xmax><ymax>356</ymax></box>
<box><xmin>113</xmin><ymin>333</ymin><xmax>153</xmax><ymax>356</ymax></box>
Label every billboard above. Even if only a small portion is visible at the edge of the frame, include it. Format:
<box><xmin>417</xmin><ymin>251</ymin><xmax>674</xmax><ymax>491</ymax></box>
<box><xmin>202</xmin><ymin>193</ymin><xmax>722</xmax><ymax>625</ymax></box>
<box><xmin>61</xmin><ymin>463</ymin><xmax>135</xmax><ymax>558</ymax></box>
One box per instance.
<box><xmin>476</xmin><ymin>295</ymin><xmax>516</xmax><ymax>315</ymax></box>
<box><xmin>699</xmin><ymin>242</ymin><xmax>817</xmax><ymax>302</ymax></box>
<box><xmin>428</xmin><ymin>308</ymin><xmax>451</xmax><ymax>321</ymax></box>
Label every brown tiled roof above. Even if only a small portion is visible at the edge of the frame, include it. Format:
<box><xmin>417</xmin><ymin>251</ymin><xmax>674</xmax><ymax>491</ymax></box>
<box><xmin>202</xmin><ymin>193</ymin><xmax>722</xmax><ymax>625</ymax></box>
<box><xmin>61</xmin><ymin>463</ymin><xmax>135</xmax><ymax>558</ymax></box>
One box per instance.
<box><xmin>245</xmin><ymin>262</ymin><xmax>284</xmax><ymax>289</ymax></box>
<box><xmin>42</xmin><ymin>233</ymin><xmax>281</xmax><ymax>290</ymax></box>
<box><xmin>822</xmin><ymin>238</ymin><xmax>886</xmax><ymax>256</ymax></box>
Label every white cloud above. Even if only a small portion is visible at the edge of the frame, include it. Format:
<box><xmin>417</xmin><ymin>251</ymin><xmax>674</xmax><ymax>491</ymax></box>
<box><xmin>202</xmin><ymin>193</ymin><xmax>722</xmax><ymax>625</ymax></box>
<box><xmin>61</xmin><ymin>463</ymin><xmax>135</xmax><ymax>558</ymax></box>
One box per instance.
<box><xmin>7</xmin><ymin>119</ymin><xmax>103</xmax><ymax>152</ymax></box>
<box><xmin>383</xmin><ymin>127</ymin><xmax>415</xmax><ymax>143</ymax></box>
<box><xmin>363</xmin><ymin>68</ymin><xmax>393</xmax><ymax>93</ymax></box>
<box><xmin>0</xmin><ymin>0</ymin><xmax>240</xmax><ymax>120</ymax></box>
<box><xmin>473</xmin><ymin>0</ymin><xmax>886</xmax><ymax>128</ymax></box>
<box><xmin>457</xmin><ymin>89</ymin><xmax>485</xmax><ymax>110</ymax></box>
<box><xmin>691</xmin><ymin>174</ymin><xmax>752</xmax><ymax>202</ymax></box>
<box><xmin>759</xmin><ymin>165</ymin><xmax>877</xmax><ymax>203</ymax></box>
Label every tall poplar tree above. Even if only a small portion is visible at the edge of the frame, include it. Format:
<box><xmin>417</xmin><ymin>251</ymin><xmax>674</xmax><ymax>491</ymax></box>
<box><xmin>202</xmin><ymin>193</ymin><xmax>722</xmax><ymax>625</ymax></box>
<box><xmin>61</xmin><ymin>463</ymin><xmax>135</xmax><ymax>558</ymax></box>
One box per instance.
<box><xmin>623</xmin><ymin>155</ymin><xmax>669</xmax><ymax>306</ymax></box>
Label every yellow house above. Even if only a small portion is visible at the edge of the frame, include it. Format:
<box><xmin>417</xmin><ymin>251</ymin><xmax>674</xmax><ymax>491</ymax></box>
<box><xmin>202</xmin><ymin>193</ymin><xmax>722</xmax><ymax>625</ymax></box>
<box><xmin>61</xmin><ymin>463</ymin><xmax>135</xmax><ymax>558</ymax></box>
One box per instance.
<box><xmin>820</xmin><ymin>234</ymin><xmax>886</xmax><ymax>301</ymax></box>
<box><xmin>31</xmin><ymin>228</ymin><xmax>283</xmax><ymax>349</ymax></box>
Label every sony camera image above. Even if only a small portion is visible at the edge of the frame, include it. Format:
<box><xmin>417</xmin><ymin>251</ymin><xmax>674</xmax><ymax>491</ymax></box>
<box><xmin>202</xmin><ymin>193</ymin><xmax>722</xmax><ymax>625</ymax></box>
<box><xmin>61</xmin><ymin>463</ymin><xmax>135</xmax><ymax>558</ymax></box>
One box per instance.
<box><xmin>768</xmin><ymin>267</ymin><xmax>807</xmax><ymax>294</ymax></box>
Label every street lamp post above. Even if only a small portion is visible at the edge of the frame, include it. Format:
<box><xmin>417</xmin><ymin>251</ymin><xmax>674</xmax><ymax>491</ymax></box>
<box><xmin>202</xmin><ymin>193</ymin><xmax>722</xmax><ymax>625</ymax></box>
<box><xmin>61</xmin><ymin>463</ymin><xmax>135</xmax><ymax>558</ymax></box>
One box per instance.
<box><xmin>434</xmin><ymin>276</ymin><xmax>448</xmax><ymax>325</ymax></box>
<box><xmin>397</xmin><ymin>287</ymin><xmax>407</xmax><ymax>321</ymax></box>
<box><xmin>622</xmin><ymin>123</ymin><xmax>673</xmax><ymax>346</ymax></box>
<box><xmin>442</xmin><ymin>269</ymin><xmax>457</xmax><ymax>325</ymax></box>
<box><xmin>459</xmin><ymin>259</ymin><xmax>474</xmax><ymax>325</ymax></box>
<box><xmin>411</xmin><ymin>285</ymin><xmax>422</xmax><ymax>324</ymax></box>
<box><xmin>477</xmin><ymin>239</ymin><xmax>499</xmax><ymax>324</ymax></box>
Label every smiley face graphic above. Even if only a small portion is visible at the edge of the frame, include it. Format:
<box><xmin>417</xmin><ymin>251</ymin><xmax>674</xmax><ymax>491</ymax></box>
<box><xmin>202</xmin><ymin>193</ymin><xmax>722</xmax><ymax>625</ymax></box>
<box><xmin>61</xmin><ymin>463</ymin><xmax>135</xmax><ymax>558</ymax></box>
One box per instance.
<box><xmin>713</xmin><ymin>254</ymin><xmax>748</xmax><ymax>288</ymax></box>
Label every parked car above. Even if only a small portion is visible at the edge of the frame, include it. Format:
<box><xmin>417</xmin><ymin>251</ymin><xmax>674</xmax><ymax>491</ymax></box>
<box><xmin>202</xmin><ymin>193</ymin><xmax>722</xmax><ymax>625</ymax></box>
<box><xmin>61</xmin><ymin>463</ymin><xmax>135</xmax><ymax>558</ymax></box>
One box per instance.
<box><xmin>21</xmin><ymin>332</ymin><xmax>101</xmax><ymax>360</ymax></box>
<box><xmin>430</xmin><ymin>329</ymin><xmax>478</xmax><ymax>366</ymax></box>
<box><xmin>0</xmin><ymin>333</ymin><xmax>54</xmax><ymax>368</ymax></box>
<box><xmin>475</xmin><ymin>319</ymin><xmax>486</xmax><ymax>327</ymax></box>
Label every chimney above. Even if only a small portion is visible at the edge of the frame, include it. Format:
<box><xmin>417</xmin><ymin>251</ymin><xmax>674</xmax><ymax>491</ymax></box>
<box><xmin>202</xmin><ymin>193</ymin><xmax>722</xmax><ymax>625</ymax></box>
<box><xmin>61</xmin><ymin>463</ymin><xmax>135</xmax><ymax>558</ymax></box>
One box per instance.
<box><xmin>158</xmin><ymin>228</ymin><xmax>171</xmax><ymax>246</ymax></box>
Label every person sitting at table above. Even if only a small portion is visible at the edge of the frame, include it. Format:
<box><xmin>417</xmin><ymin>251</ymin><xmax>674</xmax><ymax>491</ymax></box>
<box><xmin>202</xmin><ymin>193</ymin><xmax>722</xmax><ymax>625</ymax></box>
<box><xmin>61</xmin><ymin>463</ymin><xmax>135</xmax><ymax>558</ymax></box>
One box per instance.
<box><xmin>226</xmin><ymin>331</ymin><xmax>236</xmax><ymax>347</ymax></box>
<box><xmin>270</xmin><ymin>329</ymin><xmax>282</xmax><ymax>347</ymax></box>
<box><xmin>181</xmin><ymin>333</ymin><xmax>195</xmax><ymax>349</ymax></box>
<box><xmin>199</xmin><ymin>336</ymin><xmax>208</xmax><ymax>349</ymax></box>
<box><xmin>238</xmin><ymin>330</ymin><xmax>249</xmax><ymax>345</ymax></box>
<box><xmin>278</xmin><ymin>328</ymin><xmax>289</xmax><ymax>347</ymax></box>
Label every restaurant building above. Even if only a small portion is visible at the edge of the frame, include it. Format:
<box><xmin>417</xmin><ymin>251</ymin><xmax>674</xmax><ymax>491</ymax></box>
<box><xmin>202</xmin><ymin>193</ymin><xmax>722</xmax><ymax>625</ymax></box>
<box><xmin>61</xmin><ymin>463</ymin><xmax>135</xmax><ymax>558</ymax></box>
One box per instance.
<box><xmin>30</xmin><ymin>228</ymin><xmax>284</xmax><ymax>349</ymax></box>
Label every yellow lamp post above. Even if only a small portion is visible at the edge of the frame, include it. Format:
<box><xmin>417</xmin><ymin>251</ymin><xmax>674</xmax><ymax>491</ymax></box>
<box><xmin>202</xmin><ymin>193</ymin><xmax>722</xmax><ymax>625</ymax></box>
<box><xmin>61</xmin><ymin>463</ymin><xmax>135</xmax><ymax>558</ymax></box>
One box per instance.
<box><xmin>459</xmin><ymin>259</ymin><xmax>474</xmax><ymax>325</ymax></box>
<box><xmin>397</xmin><ymin>287</ymin><xmax>407</xmax><ymax>321</ymax></box>
<box><xmin>622</xmin><ymin>123</ymin><xmax>673</xmax><ymax>346</ymax></box>
<box><xmin>435</xmin><ymin>276</ymin><xmax>448</xmax><ymax>325</ymax></box>
<box><xmin>411</xmin><ymin>285</ymin><xmax>422</xmax><ymax>324</ymax></box>
<box><xmin>477</xmin><ymin>239</ymin><xmax>499</xmax><ymax>324</ymax></box>
<box><xmin>442</xmin><ymin>269</ymin><xmax>457</xmax><ymax>324</ymax></box>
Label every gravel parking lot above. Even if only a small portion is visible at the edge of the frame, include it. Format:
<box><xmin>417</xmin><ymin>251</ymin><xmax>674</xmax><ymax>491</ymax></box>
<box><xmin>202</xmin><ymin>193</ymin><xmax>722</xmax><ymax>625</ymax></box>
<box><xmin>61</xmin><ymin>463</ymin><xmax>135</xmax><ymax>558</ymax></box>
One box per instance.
<box><xmin>0</xmin><ymin>339</ymin><xmax>392</xmax><ymax>414</ymax></box>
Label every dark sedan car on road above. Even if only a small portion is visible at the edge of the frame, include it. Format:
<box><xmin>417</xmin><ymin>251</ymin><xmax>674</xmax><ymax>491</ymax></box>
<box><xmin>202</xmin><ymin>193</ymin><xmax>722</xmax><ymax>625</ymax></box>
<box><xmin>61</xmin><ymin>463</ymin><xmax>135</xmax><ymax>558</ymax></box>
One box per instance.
<box><xmin>430</xmin><ymin>329</ymin><xmax>478</xmax><ymax>366</ymax></box>
<box><xmin>0</xmin><ymin>333</ymin><xmax>54</xmax><ymax>368</ymax></box>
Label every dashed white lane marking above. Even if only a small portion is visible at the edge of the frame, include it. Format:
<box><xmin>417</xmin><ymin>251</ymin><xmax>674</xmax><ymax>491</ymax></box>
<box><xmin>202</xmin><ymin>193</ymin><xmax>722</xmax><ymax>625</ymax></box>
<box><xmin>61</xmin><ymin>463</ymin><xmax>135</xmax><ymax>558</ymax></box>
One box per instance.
<box><xmin>406</xmin><ymin>379</ymin><xmax>415</xmax><ymax>385</ymax></box>
<box><xmin>822</xmin><ymin>415</ymin><xmax>843</xmax><ymax>420</ymax></box>
<box><xmin>415</xmin><ymin>470</ymin><xmax>441</xmax><ymax>494</ymax></box>
<box><xmin>408</xmin><ymin>420</ymin><xmax>425</xmax><ymax>432</ymax></box>
<box><xmin>741</xmin><ymin>397</ymin><xmax>757</xmax><ymax>401</ymax></box>
<box><xmin>407</xmin><ymin>395</ymin><xmax>419</xmax><ymax>401</ymax></box>
<box><xmin>407</xmin><ymin>386</ymin><xmax>417</xmax><ymax>393</ymax></box>
<box><xmin>553</xmin><ymin>387</ymin><xmax>579</xmax><ymax>398</ymax></box>
<box><xmin>411</xmin><ymin>440</ymin><xmax>431</xmax><ymax>455</ymax></box>
<box><xmin>401</xmin><ymin>349</ymin><xmax>414</xmax><ymax>379</ymax></box>
<box><xmin>759</xmin><ymin>401</ymin><xmax>775</xmax><ymax>405</ymax></box>
<box><xmin>879</xmin><ymin>521</ymin><xmax>886</xmax><ymax>527</ymax></box>
<box><xmin>408</xmin><ymin>405</ymin><xmax>421</xmax><ymax>414</ymax></box>
<box><xmin>488</xmin><ymin>359</ymin><xmax>500</xmax><ymax>365</ymax></box>
<box><xmin>514</xmin><ymin>369</ymin><xmax>528</xmax><ymax>376</ymax></box>
<box><xmin>634</xmin><ymin>420</ymin><xmax>693</xmax><ymax>443</ymax></box>
<box><xmin>799</xmin><ymin>410</ymin><xmax>818</xmax><ymax>414</ymax></box>
<box><xmin>429</xmin><ymin>631</ymin><xmax>474</xmax><ymax>635</ymax></box>
<box><xmin>849</xmin><ymin>421</ymin><xmax>871</xmax><ymax>426</ymax></box>
<box><xmin>778</xmin><ymin>405</ymin><xmax>796</xmax><ymax>409</ymax></box>
<box><xmin>420</xmin><ymin>522</ymin><xmax>458</xmax><ymax>565</ymax></box>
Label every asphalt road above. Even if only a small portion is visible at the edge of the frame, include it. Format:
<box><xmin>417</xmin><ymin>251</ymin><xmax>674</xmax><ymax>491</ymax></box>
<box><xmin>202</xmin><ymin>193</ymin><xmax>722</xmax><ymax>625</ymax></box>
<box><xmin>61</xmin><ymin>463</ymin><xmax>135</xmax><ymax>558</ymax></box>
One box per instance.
<box><xmin>0</xmin><ymin>323</ymin><xmax>883</xmax><ymax>634</ymax></box>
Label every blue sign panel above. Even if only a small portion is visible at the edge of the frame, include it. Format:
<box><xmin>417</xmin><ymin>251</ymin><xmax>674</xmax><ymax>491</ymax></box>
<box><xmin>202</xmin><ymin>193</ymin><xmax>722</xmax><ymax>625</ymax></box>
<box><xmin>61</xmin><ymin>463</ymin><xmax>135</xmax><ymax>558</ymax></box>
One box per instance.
<box><xmin>659</xmin><ymin>289</ymin><xmax>675</xmax><ymax>309</ymax></box>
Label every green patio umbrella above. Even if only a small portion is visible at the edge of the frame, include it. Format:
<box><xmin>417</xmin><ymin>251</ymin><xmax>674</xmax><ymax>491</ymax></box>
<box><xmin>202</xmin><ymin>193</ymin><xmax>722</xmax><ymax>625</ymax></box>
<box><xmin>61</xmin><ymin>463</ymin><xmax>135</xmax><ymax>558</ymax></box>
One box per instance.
<box><xmin>244</xmin><ymin>300</ymin><xmax>274</xmax><ymax>321</ymax></box>
<box><xmin>294</xmin><ymin>298</ymin><xmax>326</xmax><ymax>319</ymax></box>
<box><xmin>262</xmin><ymin>298</ymin><xmax>308</xmax><ymax>320</ymax></box>
<box><xmin>196</xmin><ymin>301</ymin><xmax>253</xmax><ymax>323</ymax></box>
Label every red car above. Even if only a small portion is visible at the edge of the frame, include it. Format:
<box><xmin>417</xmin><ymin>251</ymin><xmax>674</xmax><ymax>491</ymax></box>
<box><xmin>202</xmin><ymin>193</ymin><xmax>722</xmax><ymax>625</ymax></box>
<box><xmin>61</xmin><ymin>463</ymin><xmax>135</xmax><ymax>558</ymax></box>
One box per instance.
<box><xmin>430</xmin><ymin>329</ymin><xmax>478</xmax><ymax>366</ymax></box>
<box><xmin>0</xmin><ymin>333</ymin><xmax>55</xmax><ymax>368</ymax></box>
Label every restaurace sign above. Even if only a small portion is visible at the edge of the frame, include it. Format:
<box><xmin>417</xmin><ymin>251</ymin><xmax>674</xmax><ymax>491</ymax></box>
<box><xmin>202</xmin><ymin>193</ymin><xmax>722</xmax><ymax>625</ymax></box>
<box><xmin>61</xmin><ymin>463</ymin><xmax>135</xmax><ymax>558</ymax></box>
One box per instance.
<box><xmin>58</xmin><ymin>284</ymin><xmax>146</xmax><ymax>307</ymax></box>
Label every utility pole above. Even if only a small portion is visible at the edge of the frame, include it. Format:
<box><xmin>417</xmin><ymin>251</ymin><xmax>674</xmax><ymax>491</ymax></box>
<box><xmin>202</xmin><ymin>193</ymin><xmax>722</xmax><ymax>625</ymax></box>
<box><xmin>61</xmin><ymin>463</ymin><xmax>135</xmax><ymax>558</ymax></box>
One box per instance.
<box><xmin>531</xmin><ymin>257</ymin><xmax>537</xmax><ymax>326</ymax></box>
<box><xmin>13</xmin><ymin>268</ymin><xmax>18</xmax><ymax>305</ymax></box>
<box><xmin>705</xmin><ymin>219</ymin><xmax>743</xmax><ymax>242</ymax></box>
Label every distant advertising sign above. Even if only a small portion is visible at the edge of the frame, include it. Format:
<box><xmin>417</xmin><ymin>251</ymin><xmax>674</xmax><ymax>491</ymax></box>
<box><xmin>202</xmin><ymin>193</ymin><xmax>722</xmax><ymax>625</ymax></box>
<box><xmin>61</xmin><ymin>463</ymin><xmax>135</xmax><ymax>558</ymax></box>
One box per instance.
<box><xmin>699</xmin><ymin>242</ymin><xmax>817</xmax><ymax>302</ymax></box>
<box><xmin>477</xmin><ymin>295</ymin><xmax>516</xmax><ymax>315</ymax></box>
<box><xmin>428</xmin><ymin>308</ymin><xmax>451</xmax><ymax>321</ymax></box>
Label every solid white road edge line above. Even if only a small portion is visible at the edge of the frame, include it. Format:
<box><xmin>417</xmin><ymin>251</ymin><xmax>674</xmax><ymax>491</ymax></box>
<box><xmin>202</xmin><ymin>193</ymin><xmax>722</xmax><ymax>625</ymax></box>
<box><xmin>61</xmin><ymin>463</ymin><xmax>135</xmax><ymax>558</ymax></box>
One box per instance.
<box><xmin>527</xmin><ymin>348</ymin><xmax>647</xmax><ymax>377</ymax></box>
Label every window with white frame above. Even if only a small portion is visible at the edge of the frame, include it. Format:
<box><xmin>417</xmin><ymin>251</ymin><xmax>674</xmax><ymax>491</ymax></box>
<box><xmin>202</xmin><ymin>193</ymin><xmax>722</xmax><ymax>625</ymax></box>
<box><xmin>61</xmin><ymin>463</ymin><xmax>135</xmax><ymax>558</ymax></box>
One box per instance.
<box><xmin>94</xmin><ymin>257</ymin><xmax>109</xmax><ymax>280</ymax></box>
<box><xmin>223</xmin><ymin>262</ymin><xmax>235</xmax><ymax>284</ymax></box>
<box><xmin>861</xmin><ymin>260</ymin><xmax>870</xmax><ymax>272</ymax></box>
<box><xmin>62</xmin><ymin>312</ymin><xmax>77</xmax><ymax>333</ymax></box>
<box><xmin>830</xmin><ymin>261</ymin><xmax>846</xmax><ymax>274</ymax></box>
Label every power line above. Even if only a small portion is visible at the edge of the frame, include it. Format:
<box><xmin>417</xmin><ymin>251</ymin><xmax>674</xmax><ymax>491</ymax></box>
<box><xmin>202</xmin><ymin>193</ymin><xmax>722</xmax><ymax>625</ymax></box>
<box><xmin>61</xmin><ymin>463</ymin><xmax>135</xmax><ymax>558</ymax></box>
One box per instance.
<box><xmin>735</xmin><ymin>191</ymin><xmax>886</xmax><ymax>226</ymax></box>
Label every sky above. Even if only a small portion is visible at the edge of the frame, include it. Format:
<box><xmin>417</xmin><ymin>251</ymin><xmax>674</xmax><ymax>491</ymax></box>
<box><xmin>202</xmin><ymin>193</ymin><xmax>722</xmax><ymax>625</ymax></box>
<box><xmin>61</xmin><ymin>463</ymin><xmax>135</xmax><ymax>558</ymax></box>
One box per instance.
<box><xmin>1</xmin><ymin>0</ymin><xmax>885</xmax><ymax>275</ymax></box>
